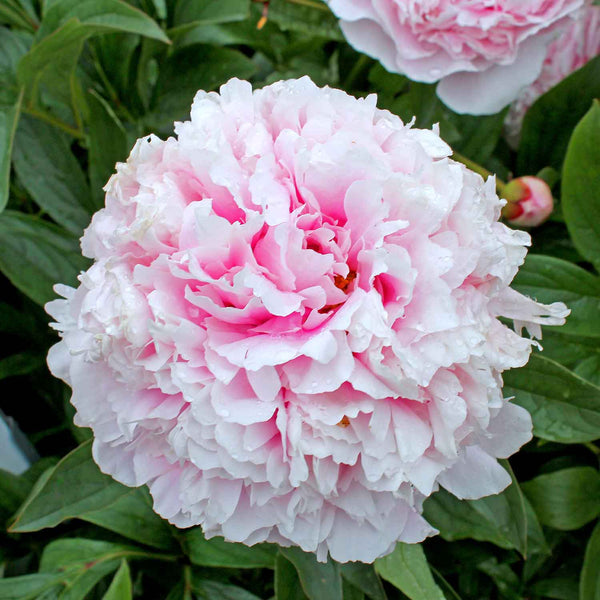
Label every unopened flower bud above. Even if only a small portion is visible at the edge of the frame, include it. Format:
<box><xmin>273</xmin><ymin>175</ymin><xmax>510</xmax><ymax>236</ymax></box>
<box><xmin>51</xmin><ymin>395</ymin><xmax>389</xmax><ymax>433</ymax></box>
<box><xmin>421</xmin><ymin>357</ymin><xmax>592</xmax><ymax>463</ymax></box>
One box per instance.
<box><xmin>501</xmin><ymin>176</ymin><xmax>554</xmax><ymax>227</ymax></box>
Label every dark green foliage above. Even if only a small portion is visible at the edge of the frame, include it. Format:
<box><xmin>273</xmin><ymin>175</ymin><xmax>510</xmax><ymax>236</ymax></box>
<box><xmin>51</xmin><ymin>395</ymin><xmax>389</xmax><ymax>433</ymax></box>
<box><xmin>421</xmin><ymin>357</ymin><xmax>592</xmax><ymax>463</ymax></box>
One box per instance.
<box><xmin>0</xmin><ymin>1</ymin><xmax>599</xmax><ymax>599</ymax></box>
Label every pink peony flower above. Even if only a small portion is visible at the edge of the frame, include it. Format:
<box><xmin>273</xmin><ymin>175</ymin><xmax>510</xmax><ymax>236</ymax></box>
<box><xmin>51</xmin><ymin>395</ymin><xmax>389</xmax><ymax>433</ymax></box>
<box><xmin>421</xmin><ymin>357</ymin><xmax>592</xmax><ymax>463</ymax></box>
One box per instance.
<box><xmin>326</xmin><ymin>0</ymin><xmax>584</xmax><ymax>115</ymax></box>
<box><xmin>46</xmin><ymin>78</ymin><xmax>568</xmax><ymax>563</ymax></box>
<box><xmin>501</xmin><ymin>177</ymin><xmax>554</xmax><ymax>227</ymax></box>
<box><xmin>505</xmin><ymin>4</ymin><xmax>600</xmax><ymax>145</ymax></box>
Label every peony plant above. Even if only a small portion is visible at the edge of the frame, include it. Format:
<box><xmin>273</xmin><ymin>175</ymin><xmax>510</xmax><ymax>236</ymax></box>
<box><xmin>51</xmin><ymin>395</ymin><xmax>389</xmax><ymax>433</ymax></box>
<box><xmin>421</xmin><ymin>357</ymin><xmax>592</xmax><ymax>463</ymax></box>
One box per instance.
<box><xmin>0</xmin><ymin>0</ymin><xmax>599</xmax><ymax>598</ymax></box>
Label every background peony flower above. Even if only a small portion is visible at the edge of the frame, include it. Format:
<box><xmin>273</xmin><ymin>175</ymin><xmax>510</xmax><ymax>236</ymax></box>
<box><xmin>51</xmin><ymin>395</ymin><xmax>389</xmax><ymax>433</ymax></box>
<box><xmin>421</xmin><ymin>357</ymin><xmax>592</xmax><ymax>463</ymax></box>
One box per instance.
<box><xmin>46</xmin><ymin>77</ymin><xmax>568</xmax><ymax>563</ymax></box>
<box><xmin>326</xmin><ymin>0</ymin><xmax>584</xmax><ymax>115</ymax></box>
<box><xmin>505</xmin><ymin>4</ymin><xmax>600</xmax><ymax>146</ymax></box>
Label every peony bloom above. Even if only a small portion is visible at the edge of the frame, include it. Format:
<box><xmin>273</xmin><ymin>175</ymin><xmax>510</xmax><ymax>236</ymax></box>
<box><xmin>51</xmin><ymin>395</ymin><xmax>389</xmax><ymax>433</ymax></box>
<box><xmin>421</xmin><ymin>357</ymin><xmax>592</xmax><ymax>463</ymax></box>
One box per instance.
<box><xmin>501</xmin><ymin>177</ymin><xmax>554</xmax><ymax>227</ymax></box>
<box><xmin>326</xmin><ymin>0</ymin><xmax>584</xmax><ymax>115</ymax></box>
<box><xmin>505</xmin><ymin>4</ymin><xmax>600</xmax><ymax>145</ymax></box>
<box><xmin>46</xmin><ymin>78</ymin><xmax>568</xmax><ymax>563</ymax></box>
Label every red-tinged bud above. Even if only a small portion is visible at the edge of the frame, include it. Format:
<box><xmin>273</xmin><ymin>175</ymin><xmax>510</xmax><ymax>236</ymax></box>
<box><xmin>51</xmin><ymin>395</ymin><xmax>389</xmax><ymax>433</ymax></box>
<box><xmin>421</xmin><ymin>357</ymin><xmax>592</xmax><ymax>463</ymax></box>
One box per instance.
<box><xmin>501</xmin><ymin>176</ymin><xmax>554</xmax><ymax>227</ymax></box>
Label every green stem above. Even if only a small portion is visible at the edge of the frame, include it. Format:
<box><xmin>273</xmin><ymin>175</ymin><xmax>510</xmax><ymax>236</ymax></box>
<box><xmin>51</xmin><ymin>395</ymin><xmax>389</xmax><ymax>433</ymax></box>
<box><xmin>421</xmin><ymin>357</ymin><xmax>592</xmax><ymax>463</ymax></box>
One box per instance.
<box><xmin>28</xmin><ymin>425</ymin><xmax>69</xmax><ymax>444</ymax></box>
<box><xmin>4</xmin><ymin>3</ymin><xmax>38</xmax><ymax>32</ymax></box>
<box><xmin>22</xmin><ymin>106</ymin><xmax>84</xmax><ymax>139</ymax></box>
<box><xmin>183</xmin><ymin>565</ymin><xmax>193</xmax><ymax>600</ymax></box>
<box><xmin>452</xmin><ymin>151</ymin><xmax>506</xmax><ymax>194</ymax></box>
<box><xmin>89</xmin><ymin>44</ymin><xmax>137</xmax><ymax>124</ymax></box>
<box><xmin>344</xmin><ymin>54</ymin><xmax>370</xmax><ymax>90</ymax></box>
<box><xmin>285</xmin><ymin>0</ymin><xmax>329</xmax><ymax>10</ymax></box>
<box><xmin>585</xmin><ymin>442</ymin><xmax>600</xmax><ymax>456</ymax></box>
<box><xmin>70</xmin><ymin>75</ymin><xmax>84</xmax><ymax>135</ymax></box>
<box><xmin>121</xmin><ymin>550</ymin><xmax>180</xmax><ymax>563</ymax></box>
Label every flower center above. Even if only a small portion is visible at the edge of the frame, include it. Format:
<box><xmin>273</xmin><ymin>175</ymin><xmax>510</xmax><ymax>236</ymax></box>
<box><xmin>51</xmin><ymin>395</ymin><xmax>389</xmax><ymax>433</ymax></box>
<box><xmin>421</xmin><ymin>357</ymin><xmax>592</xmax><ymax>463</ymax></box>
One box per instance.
<box><xmin>318</xmin><ymin>269</ymin><xmax>357</xmax><ymax>314</ymax></box>
<box><xmin>333</xmin><ymin>270</ymin><xmax>356</xmax><ymax>294</ymax></box>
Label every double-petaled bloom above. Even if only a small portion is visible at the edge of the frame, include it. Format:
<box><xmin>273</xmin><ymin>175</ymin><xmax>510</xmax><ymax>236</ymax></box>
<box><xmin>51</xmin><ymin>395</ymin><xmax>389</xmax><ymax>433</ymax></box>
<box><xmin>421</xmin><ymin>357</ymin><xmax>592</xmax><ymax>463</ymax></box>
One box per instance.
<box><xmin>326</xmin><ymin>0</ymin><xmax>584</xmax><ymax>115</ymax></box>
<box><xmin>47</xmin><ymin>78</ymin><xmax>568</xmax><ymax>563</ymax></box>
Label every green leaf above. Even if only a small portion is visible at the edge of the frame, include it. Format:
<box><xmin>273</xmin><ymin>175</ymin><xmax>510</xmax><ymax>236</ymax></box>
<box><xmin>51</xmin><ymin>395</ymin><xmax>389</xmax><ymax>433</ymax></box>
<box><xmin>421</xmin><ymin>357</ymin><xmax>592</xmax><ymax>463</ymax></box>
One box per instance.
<box><xmin>15</xmin><ymin>0</ymin><xmax>37</xmax><ymax>23</ymax></box>
<box><xmin>342</xmin><ymin>580</ymin><xmax>365</xmax><ymax>600</ymax></box>
<box><xmin>512</xmin><ymin>254</ymin><xmax>600</xmax><ymax>338</ymax></box>
<box><xmin>375</xmin><ymin>544</ymin><xmax>445</xmax><ymax>600</ymax></box>
<box><xmin>450</xmin><ymin>110</ymin><xmax>508</xmax><ymax>163</ymax></box>
<box><xmin>530</xmin><ymin>578</ymin><xmax>579</xmax><ymax>600</ymax></box>
<box><xmin>523</xmin><ymin>496</ymin><xmax>550</xmax><ymax>558</ymax></box>
<box><xmin>0</xmin><ymin>461</ymin><xmax>58</xmax><ymax>522</ymax></box>
<box><xmin>581</xmin><ymin>520</ymin><xmax>600</xmax><ymax>600</ymax></box>
<box><xmin>12</xmin><ymin>113</ymin><xmax>93</xmax><ymax>230</ymax></box>
<box><xmin>561</xmin><ymin>100</ymin><xmax>600</xmax><ymax>271</ymax></box>
<box><xmin>165</xmin><ymin>580</ymin><xmax>192</xmax><ymax>600</ymax></box>
<box><xmin>149</xmin><ymin>0</ymin><xmax>167</xmax><ymax>20</ymax></box>
<box><xmin>18</xmin><ymin>1</ymin><xmax>168</xmax><ymax>118</ymax></box>
<box><xmin>90</xmin><ymin>33</ymin><xmax>141</xmax><ymax>106</ymax></box>
<box><xmin>279</xmin><ymin>547</ymin><xmax>342</xmax><ymax>600</ymax></box>
<box><xmin>0</xmin><ymin>300</ymin><xmax>38</xmax><ymax>337</ymax></box>
<box><xmin>192</xmin><ymin>579</ymin><xmax>263</xmax><ymax>600</ymax></box>
<box><xmin>135</xmin><ymin>37</ymin><xmax>164</xmax><ymax>111</ymax></box>
<box><xmin>0</xmin><ymin>27</ymin><xmax>30</xmax><ymax>88</ymax></box>
<box><xmin>0</xmin><ymin>88</ymin><xmax>22</xmax><ymax>212</ymax></box>
<box><xmin>423</xmin><ymin>461</ymin><xmax>527</xmax><ymax>556</ymax></box>
<box><xmin>102</xmin><ymin>560</ymin><xmax>132</xmax><ymax>600</ymax></box>
<box><xmin>17</xmin><ymin>18</ymin><xmax>91</xmax><ymax>110</ymax></box>
<box><xmin>85</xmin><ymin>90</ymin><xmax>128</xmax><ymax>210</ymax></box>
<box><xmin>151</xmin><ymin>45</ymin><xmax>256</xmax><ymax>126</ymax></box>
<box><xmin>476</xmin><ymin>558</ymin><xmax>521</xmax><ymax>600</ymax></box>
<box><xmin>503</xmin><ymin>353</ymin><xmax>600</xmax><ymax>444</ymax></box>
<box><xmin>172</xmin><ymin>0</ymin><xmax>250</xmax><ymax>30</ymax></box>
<box><xmin>518</xmin><ymin>54</ymin><xmax>600</xmax><ymax>174</ymax></box>
<box><xmin>0</xmin><ymin>0</ymin><xmax>36</xmax><ymax>30</ymax></box>
<box><xmin>39</xmin><ymin>539</ymin><xmax>141</xmax><ymax>600</ymax></box>
<box><xmin>36</xmin><ymin>0</ymin><xmax>169</xmax><ymax>42</ymax></box>
<box><xmin>0</xmin><ymin>574</ymin><xmax>61</xmax><ymax>600</ymax></box>
<box><xmin>267</xmin><ymin>0</ymin><xmax>343</xmax><ymax>41</ymax></box>
<box><xmin>0</xmin><ymin>466</ymin><xmax>32</xmax><ymax>517</ymax></box>
<box><xmin>340</xmin><ymin>563</ymin><xmax>387</xmax><ymax>600</ymax></box>
<box><xmin>62</xmin><ymin>563</ymin><xmax>123</xmax><ymax>600</ymax></box>
<box><xmin>430</xmin><ymin>567</ymin><xmax>463</xmax><ymax>600</ymax></box>
<box><xmin>531</xmin><ymin>330</ymin><xmax>600</xmax><ymax>373</ymax></box>
<box><xmin>39</xmin><ymin>539</ymin><xmax>139</xmax><ymax>571</ymax></box>
<box><xmin>275</xmin><ymin>553</ymin><xmax>309</xmax><ymax>600</ymax></box>
<box><xmin>81</xmin><ymin>487</ymin><xmax>178</xmax><ymax>551</ymax></box>
<box><xmin>0</xmin><ymin>211</ymin><xmax>88</xmax><ymax>306</ymax></box>
<box><xmin>184</xmin><ymin>528</ymin><xmax>277</xmax><ymax>569</ymax></box>
<box><xmin>9</xmin><ymin>440</ymin><xmax>131</xmax><ymax>532</ymax></box>
<box><xmin>0</xmin><ymin>351</ymin><xmax>45</xmax><ymax>380</ymax></box>
<box><xmin>170</xmin><ymin>9</ymin><xmax>280</xmax><ymax>53</ymax></box>
<box><xmin>522</xmin><ymin>467</ymin><xmax>600</xmax><ymax>530</ymax></box>
<box><xmin>574</xmin><ymin>355</ymin><xmax>600</xmax><ymax>387</ymax></box>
